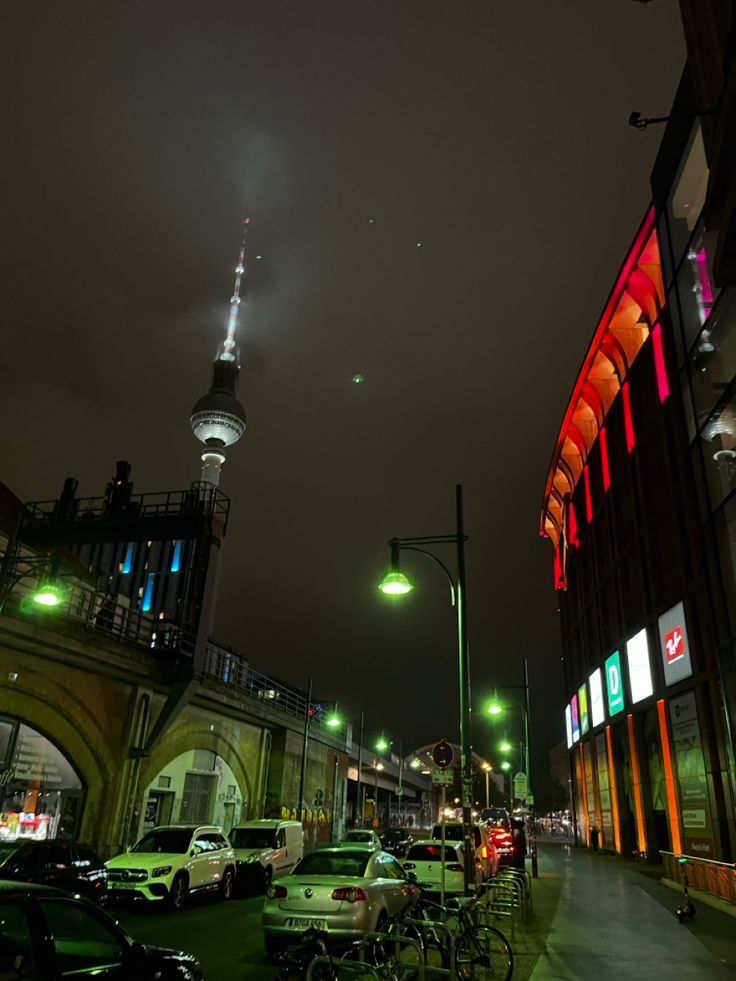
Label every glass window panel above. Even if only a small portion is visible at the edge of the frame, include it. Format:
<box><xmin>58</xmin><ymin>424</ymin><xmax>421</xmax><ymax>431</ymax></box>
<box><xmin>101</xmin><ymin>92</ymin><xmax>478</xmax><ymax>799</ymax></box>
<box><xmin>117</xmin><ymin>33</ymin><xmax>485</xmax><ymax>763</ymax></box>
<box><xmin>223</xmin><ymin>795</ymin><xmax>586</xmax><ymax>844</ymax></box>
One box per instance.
<box><xmin>39</xmin><ymin>899</ymin><xmax>123</xmax><ymax>972</ymax></box>
<box><xmin>689</xmin><ymin>291</ymin><xmax>736</xmax><ymax>431</ymax></box>
<box><xmin>700</xmin><ymin>384</ymin><xmax>736</xmax><ymax>510</ymax></box>
<box><xmin>658</xmin><ymin>211</ymin><xmax>674</xmax><ymax>290</ymax></box>
<box><xmin>676</xmin><ymin>222</ymin><xmax>720</xmax><ymax>357</ymax></box>
<box><xmin>681</xmin><ymin>367</ymin><xmax>696</xmax><ymax>441</ymax></box>
<box><xmin>667</xmin><ymin>123</ymin><xmax>709</xmax><ymax>263</ymax></box>
<box><xmin>0</xmin><ymin>900</ymin><xmax>34</xmax><ymax>977</ymax></box>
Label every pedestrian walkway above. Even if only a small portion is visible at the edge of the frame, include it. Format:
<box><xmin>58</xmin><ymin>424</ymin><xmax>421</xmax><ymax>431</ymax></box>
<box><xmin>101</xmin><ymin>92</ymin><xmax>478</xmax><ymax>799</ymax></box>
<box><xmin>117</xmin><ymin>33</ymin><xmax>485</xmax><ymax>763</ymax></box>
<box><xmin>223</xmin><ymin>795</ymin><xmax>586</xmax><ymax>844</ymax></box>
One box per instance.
<box><xmin>528</xmin><ymin>844</ymin><xmax>734</xmax><ymax>980</ymax></box>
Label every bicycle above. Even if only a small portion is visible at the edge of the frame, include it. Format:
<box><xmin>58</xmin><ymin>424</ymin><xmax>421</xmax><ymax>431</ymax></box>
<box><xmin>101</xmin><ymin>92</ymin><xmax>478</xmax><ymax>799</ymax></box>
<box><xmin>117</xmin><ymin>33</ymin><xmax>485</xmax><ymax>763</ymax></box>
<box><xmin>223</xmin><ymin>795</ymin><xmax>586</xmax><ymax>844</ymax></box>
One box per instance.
<box><xmin>389</xmin><ymin>885</ymin><xmax>514</xmax><ymax>980</ymax></box>
<box><xmin>272</xmin><ymin>927</ymin><xmax>340</xmax><ymax>981</ymax></box>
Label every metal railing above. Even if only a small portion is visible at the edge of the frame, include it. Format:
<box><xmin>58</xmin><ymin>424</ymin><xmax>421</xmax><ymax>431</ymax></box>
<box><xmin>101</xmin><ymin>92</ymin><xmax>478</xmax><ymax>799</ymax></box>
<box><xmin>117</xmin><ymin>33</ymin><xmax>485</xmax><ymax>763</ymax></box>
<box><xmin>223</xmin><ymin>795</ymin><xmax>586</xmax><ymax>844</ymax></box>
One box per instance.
<box><xmin>661</xmin><ymin>850</ymin><xmax>736</xmax><ymax>905</ymax></box>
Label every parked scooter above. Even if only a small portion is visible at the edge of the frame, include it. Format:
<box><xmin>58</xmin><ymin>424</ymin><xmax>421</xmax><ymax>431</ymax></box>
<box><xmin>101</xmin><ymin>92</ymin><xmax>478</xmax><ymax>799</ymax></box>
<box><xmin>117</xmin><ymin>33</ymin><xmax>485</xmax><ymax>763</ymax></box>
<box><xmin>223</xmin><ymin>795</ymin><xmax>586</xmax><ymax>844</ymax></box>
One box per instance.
<box><xmin>675</xmin><ymin>855</ymin><xmax>695</xmax><ymax>923</ymax></box>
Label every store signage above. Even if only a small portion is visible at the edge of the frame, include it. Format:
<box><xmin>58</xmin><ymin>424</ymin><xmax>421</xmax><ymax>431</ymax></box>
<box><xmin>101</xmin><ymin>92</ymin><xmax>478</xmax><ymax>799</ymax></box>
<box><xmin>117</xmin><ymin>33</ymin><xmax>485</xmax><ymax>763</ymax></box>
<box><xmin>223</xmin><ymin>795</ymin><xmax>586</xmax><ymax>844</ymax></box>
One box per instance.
<box><xmin>571</xmin><ymin>695</ymin><xmax>580</xmax><ymax>743</ymax></box>
<box><xmin>513</xmin><ymin>772</ymin><xmax>528</xmax><ymax>798</ymax></box>
<box><xmin>658</xmin><ymin>601</ymin><xmax>693</xmax><ymax>686</ymax></box>
<box><xmin>626</xmin><ymin>628</ymin><xmax>654</xmax><ymax>704</ymax></box>
<box><xmin>605</xmin><ymin>651</ymin><xmax>625</xmax><ymax>716</ymax></box>
<box><xmin>565</xmin><ymin>704</ymin><xmax>573</xmax><ymax>749</ymax></box>
<box><xmin>589</xmin><ymin>668</ymin><xmax>605</xmax><ymax>728</ymax></box>
<box><xmin>578</xmin><ymin>683</ymin><xmax>590</xmax><ymax>735</ymax></box>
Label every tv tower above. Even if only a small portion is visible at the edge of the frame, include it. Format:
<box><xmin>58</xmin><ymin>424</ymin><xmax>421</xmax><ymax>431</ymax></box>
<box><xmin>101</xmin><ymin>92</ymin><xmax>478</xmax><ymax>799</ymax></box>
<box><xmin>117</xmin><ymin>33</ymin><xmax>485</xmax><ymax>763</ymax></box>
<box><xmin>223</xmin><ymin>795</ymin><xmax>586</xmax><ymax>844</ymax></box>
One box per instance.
<box><xmin>190</xmin><ymin>219</ymin><xmax>251</xmax><ymax>487</ymax></box>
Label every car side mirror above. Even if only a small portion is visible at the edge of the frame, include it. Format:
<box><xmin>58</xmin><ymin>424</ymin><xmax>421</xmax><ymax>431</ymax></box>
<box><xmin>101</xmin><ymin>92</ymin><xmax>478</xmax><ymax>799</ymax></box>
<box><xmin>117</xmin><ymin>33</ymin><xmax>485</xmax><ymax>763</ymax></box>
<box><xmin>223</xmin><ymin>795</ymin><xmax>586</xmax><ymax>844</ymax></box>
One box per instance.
<box><xmin>191</xmin><ymin>847</ymin><xmax>201</xmax><ymax>857</ymax></box>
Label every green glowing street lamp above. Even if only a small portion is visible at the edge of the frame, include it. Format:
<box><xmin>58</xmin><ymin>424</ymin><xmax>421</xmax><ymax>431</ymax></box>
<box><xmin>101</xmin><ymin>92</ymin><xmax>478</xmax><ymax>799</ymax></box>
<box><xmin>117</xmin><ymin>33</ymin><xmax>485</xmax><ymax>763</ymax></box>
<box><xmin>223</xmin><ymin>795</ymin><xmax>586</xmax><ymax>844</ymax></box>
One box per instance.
<box><xmin>499</xmin><ymin>740</ymin><xmax>512</xmax><ymax>753</ymax></box>
<box><xmin>500</xmin><ymin>761</ymin><xmax>511</xmax><ymax>771</ymax></box>
<box><xmin>378</xmin><ymin>541</ymin><xmax>414</xmax><ymax>596</ymax></box>
<box><xmin>30</xmin><ymin>583</ymin><xmax>65</xmax><ymax>608</ymax></box>
<box><xmin>375</xmin><ymin>736</ymin><xmax>390</xmax><ymax>752</ymax></box>
<box><xmin>487</xmin><ymin>702</ymin><xmax>503</xmax><ymax>716</ymax></box>
<box><xmin>327</xmin><ymin>713</ymin><xmax>341</xmax><ymax>728</ymax></box>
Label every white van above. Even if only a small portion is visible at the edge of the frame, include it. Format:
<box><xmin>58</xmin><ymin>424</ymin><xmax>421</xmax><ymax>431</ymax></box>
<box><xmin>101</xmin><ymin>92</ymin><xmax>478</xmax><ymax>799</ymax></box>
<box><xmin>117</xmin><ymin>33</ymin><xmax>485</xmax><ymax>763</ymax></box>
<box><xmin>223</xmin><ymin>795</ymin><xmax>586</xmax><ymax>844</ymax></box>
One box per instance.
<box><xmin>229</xmin><ymin>819</ymin><xmax>304</xmax><ymax>887</ymax></box>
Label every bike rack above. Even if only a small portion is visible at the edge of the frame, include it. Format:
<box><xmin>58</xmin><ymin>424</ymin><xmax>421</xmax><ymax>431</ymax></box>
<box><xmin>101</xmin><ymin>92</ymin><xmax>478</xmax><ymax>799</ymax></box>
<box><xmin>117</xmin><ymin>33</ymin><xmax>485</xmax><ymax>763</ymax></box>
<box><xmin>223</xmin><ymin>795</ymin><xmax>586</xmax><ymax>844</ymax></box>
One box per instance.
<box><xmin>306</xmin><ymin>955</ymin><xmax>382</xmax><ymax>980</ymax></box>
<box><xmin>396</xmin><ymin>916</ymin><xmax>456</xmax><ymax>978</ymax></box>
<box><xmin>347</xmin><ymin>930</ymin><xmax>426</xmax><ymax>981</ymax></box>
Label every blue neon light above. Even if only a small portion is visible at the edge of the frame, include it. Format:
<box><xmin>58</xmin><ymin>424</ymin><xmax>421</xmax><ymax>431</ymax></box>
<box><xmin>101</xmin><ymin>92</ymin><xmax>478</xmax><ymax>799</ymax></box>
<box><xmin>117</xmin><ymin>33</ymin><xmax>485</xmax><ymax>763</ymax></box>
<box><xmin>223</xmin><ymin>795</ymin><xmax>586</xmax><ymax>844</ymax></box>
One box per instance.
<box><xmin>142</xmin><ymin>574</ymin><xmax>155</xmax><ymax>612</ymax></box>
<box><xmin>170</xmin><ymin>540</ymin><xmax>183</xmax><ymax>573</ymax></box>
<box><xmin>122</xmin><ymin>543</ymin><xmax>134</xmax><ymax>575</ymax></box>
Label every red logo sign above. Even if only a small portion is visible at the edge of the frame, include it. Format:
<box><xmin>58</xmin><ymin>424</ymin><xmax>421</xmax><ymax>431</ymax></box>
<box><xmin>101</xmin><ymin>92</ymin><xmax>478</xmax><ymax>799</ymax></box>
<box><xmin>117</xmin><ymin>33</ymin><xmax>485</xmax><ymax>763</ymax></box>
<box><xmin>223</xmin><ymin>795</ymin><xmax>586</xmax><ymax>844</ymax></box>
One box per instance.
<box><xmin>664</xmin><ymin>626</ymin><xmax>685</xmax><ymax>663</ymax></box>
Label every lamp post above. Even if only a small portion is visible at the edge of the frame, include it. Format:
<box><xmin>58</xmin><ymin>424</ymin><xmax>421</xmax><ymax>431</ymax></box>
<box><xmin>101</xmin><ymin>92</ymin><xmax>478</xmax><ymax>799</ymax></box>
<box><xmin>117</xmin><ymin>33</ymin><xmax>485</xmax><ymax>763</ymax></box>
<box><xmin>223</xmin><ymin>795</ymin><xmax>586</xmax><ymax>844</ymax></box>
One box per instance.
<box><xmin>372</xmin><ymin>761</ymin><xmax>384</xmax><ymax>827</ymax></box>
<box><xmin>379</xmin><ymin>484</ymin><xmax>473</xmax><ymax>896</ymax></box>
<box><xmin>482</xmin><ymin>762</ymin><xmax>492</xmax><ymax>808</ymax></box>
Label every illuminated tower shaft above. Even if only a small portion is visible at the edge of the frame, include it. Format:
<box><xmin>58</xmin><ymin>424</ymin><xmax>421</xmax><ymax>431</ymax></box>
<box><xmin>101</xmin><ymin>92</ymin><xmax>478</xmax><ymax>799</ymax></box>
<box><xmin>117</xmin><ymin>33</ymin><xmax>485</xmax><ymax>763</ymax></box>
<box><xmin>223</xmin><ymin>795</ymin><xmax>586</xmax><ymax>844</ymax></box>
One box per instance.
<box><xmin>190</xmin><ymin>220</ymin><xmax>251</xmax><ymax>487</ymax></box>
<box><xmin>221</xmin><ymin>217</ymin><xmax>250</xmax><ymax>362</ymax></box>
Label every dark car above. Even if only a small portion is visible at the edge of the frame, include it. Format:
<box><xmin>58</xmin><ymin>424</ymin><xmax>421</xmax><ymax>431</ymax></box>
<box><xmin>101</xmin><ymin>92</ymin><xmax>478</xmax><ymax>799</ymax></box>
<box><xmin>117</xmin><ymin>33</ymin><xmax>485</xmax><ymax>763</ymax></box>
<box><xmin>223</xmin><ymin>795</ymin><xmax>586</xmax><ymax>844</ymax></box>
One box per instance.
<box><xmin>0</xmin><ymin>881</ymin><xmax>203</xmax><ymax>979</ymax></box>
<box><xmin>379</xmin><ymin>828</ymin><xmax>414</xmax><ymax>858</ymax></box>
<box><xmin>0</xmin><ymin>840</ymin><xmax>108</xmax><ymax>904</ymax></box>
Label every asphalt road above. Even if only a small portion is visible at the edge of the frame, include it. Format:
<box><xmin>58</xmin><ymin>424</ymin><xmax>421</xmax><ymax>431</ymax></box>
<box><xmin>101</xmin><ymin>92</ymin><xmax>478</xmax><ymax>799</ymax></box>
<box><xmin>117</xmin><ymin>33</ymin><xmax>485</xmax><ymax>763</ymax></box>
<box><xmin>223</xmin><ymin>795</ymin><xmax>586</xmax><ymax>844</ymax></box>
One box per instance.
<box><xmin>114</xmin><ymin>884</ymin><xmax>273</xmax><ymax>981</ymax></box>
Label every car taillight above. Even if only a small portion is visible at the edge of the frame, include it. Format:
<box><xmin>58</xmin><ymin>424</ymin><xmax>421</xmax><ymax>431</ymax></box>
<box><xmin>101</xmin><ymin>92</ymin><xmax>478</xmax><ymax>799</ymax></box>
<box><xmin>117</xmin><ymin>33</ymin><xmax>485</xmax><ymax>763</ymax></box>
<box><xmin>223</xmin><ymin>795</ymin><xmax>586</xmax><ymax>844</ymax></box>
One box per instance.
<box><xmin>267</xmin><ymin>884</ymin><xmax>287</xmax><ymax>899</ymax></box>
<box><xmin>446</xmin><ymin>864</ymin><xmax>464</xmax><ymax>872</ymax></box>
<box><xmin>331</xmin><ymin>887</ymin><xmax>368</xmax><ymax>903</ymax></box>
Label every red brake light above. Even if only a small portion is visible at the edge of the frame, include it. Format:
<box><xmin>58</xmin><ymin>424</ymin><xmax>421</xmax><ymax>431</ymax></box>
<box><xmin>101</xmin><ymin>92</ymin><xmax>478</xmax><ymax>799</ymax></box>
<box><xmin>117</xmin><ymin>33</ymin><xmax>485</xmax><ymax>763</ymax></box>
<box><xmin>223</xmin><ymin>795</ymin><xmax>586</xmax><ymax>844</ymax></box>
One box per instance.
<box><xmin>268</xmin><ymin>884</ymin><xmax>287</xmax><ymax>899</ymax></box>
<box><xmin>446</xmin><ymin>863</ymin><xmax>464</xmax><ymax>872</ymax></box>
<box><xmin>331</xmin><ymin>887</ymin><xmax>368</xmax><ymax>903</ymax></box>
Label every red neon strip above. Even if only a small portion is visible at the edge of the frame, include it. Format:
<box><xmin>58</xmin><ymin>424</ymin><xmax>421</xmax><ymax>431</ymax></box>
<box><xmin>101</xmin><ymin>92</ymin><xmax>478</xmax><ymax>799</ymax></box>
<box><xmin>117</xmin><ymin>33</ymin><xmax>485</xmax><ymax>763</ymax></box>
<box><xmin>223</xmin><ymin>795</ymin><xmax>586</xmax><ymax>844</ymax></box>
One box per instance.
<box><xmin>652</xmin><ymin>323</ymin><xmax>670</xmax><ymax>403</ymax></box>
<box><xmin>600</xmin><ymin>426</ymin><xmax>611</xmax><ymax>491</ymax></box>
<box><xmin>568</xmin><ymin>500</ymin><xmax>579</xmax><ymax>547</ymax></box>
<box><xmin>584</xmin><ymin>464</ymin><xmax>593</xmax><ymax>522</ymax></box>
<box><xmin>622</xmin><ymin>381</ymin><xmax>635</xmax><ymax>452</ymax></box>
<box><xmin>553</xmin><ymin>545</ymin><xmax>564</xmax><ymax>590</ymax></box>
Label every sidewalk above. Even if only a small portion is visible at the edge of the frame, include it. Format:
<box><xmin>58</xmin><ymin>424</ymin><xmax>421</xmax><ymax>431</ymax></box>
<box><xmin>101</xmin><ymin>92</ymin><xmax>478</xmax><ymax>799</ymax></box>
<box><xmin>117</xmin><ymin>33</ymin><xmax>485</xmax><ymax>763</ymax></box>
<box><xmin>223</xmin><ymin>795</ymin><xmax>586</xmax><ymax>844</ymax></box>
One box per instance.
<box><xmin>511</xmin><ymin>843</ymin><xmax>736</xmax><ymax>980</ymax></box>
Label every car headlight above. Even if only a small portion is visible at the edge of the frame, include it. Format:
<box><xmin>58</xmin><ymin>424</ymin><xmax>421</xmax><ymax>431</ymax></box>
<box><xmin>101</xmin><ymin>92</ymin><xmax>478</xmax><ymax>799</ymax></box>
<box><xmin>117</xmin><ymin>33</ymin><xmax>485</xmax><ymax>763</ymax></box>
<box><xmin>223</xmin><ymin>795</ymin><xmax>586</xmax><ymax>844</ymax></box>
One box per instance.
<box><xmin>152</xmin><ymin>866</ymin><xmax>173</xmax><ymax>878</ymax></box>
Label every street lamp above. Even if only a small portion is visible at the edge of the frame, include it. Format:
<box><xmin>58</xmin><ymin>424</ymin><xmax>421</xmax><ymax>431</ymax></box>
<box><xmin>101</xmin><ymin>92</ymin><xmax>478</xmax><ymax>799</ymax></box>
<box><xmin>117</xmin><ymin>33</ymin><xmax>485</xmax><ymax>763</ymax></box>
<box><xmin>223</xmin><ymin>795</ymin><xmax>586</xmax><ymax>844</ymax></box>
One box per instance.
<box><xmin>481</xmin><ymin>762</ymin><xmax>492</xmax><ymax>808</ymax></box>
<box><xmin>378</xmin><ymin>484</ymin><xmax>474</xmax><ymax>896</ymax></box>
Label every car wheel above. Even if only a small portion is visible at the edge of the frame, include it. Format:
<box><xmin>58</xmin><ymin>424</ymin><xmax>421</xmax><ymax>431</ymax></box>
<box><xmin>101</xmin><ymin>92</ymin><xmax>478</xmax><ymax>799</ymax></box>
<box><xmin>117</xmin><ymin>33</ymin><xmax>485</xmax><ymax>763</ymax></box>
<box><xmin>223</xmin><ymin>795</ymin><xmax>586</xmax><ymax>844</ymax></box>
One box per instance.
<box><xmin>220</xmin><ymin>867</ymin><xmax>235</xmax><ymax>901</ymax></box>
<box><xmin>263</xmin><ymin>865</ymin><xmax>273</xmax><ymax>890</ymax></box>
<box><xmin>169</xmin><ymin>873</ymin><xmax>188</xmax><ymax>911</ymax></box>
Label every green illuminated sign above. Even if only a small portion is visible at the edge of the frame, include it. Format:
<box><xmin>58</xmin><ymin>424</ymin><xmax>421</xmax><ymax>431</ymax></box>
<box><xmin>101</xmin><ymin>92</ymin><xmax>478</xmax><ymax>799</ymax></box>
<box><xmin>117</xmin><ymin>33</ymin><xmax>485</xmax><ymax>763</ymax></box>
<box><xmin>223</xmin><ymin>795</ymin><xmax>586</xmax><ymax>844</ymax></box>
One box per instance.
<box><xmin>605</xmin><ymin>651</ymin><xmax>625</xmax><ymax>716</ymax></box>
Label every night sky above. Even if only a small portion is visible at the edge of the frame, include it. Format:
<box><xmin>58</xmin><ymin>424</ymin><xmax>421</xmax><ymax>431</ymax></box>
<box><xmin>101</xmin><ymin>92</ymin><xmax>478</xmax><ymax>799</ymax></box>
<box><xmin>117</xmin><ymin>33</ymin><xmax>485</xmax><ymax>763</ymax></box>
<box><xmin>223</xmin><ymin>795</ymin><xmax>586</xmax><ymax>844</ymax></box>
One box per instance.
<box><xmin>1</xmin><ymin>2</ymin><xmax>685</xmax><ymax>772</ymax></box>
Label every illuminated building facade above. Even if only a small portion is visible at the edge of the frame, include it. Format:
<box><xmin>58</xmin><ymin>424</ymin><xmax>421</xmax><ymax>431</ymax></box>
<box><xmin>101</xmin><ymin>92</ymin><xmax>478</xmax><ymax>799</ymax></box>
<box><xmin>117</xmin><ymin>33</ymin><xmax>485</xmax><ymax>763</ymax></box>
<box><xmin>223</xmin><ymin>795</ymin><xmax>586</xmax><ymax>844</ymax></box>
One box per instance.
<box><xmin>541</xmin><ymin>59</ymin><xmax>736</xmax><ymax>862</ymax></box>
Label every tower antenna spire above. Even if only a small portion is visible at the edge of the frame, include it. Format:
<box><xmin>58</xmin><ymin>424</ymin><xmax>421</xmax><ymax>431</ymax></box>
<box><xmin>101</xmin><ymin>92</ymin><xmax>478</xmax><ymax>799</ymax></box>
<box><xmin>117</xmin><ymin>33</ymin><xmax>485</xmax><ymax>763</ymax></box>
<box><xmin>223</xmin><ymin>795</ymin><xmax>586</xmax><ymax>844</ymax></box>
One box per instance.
<box><xmin>190</xmin><ymin>219</ymin><xmax>251</xmax><ymax>489</ymax></box>
<box><xmin>220</xmin><ymin>217</ymin><xmax>251</xmax><ymax>362</ymax></box>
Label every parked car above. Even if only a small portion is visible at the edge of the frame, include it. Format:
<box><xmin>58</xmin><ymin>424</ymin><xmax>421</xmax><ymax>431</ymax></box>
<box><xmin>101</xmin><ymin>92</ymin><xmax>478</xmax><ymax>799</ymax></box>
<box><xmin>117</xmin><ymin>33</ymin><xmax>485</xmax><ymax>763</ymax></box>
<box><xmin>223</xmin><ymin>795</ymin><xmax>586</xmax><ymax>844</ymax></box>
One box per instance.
<box><xmin>430</xmin><ymin>822</ymin><xmax>499</xmax><ymax>879</ymax></box>
<box><xmin>340</xmin><ymin>829</ymin><xmax>383</xmax><ymax>851</ymax></box>
<box><xmin>106</xmin><ymin>824</ymin><xmax>236</xmax><ymax>910</ymax></box>
<box><xmin>482</xmin><ymin>813</ymin><xmax>516</xmax><ymax>867</ymax></box>
<box><xmin>0</xmin><ymin>839</ymin><xmax>108</xmax><ymax>904</ymax></box>
<box><xmin>402</xmin><ymin>839</ymin><xmax>480</xmax><ymax>895</ymax></box>
<box><xmin>262</xmin><ymin>846</ymin><xmax>416</xmax><ymax>954</ymax></box>
<box><xmin>0</xmin><ymin>880</ymin><xmax>203</xmax><ymax>979</ymax></box>
<box><xmin>379</xmin><ymin>828</ymin><xmax>414</xmax><ymax>858</ymax></box>
<box><xmin>229</xmin><ymin>819</ymin><xmax>304</xmax><ymax>887</ymax></box>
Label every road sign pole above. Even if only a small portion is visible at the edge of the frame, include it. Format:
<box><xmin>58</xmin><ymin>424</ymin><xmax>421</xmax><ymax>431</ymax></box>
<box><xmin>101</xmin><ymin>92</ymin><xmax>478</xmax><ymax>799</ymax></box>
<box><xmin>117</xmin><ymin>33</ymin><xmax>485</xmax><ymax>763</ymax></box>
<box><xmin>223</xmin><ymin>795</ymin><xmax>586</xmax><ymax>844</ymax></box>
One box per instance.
<box><xmin>440</xmin><ymin>783</ymin><xmax>446</xmax><ymax>908</ymax></box>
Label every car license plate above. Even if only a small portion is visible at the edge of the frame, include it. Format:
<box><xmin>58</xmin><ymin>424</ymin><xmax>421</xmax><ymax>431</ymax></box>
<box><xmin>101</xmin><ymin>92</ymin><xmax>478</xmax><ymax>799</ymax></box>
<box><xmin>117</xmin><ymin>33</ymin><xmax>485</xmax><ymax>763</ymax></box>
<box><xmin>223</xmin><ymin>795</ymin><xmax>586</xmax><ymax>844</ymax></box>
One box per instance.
<box><xmin>113</xmin><ymin>882</ymin><xmax>136</xmax><ymax>889</ymax></box>
<box><xmin>286</xmin><ymin>918</ymin><xmax>327</xmax><ymax>930</ymax></box>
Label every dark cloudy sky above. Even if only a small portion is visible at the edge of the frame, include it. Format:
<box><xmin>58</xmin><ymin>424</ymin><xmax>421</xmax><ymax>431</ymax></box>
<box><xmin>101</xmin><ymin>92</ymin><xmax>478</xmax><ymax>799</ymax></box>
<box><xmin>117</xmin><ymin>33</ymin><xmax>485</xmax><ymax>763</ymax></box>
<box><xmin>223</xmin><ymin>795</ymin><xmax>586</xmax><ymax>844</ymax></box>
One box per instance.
<box><xmin>1</xmin><ymin>2</ymin><xmax>685</xmax><ymax>770</ymax></box>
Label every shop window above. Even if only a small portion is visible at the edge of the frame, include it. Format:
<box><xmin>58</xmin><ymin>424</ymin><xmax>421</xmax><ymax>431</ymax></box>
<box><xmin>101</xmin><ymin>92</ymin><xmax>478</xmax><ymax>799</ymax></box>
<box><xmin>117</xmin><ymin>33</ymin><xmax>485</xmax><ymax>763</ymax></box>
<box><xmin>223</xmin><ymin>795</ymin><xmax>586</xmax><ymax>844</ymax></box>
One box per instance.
<box><xmin>700</xmin><ymin>383</ymin><xmax>736</xmax><ymax>510</ymax></box>
<box><xmin>676</xmin><ymin>222</ymin><xmax>720</xmax><ymax>357</ymax></box>
<box><xmin>0</xmin><ymin>723</ymin><xmax>83</xmax><ymax>842</ymax></box>
<box><xmin>714</xmin><ymin>497</ymin><xmax>736</xmax><ymax>637</ymax></box>
<box><xmin>688</xmin><ymin>291</ymin><xmax>736</xmax><ymax>434</ymax></box>
<box><xmin>667</xmin><ymin>123</ymin><xmax>709</xmax><ymax>264</ymax></box>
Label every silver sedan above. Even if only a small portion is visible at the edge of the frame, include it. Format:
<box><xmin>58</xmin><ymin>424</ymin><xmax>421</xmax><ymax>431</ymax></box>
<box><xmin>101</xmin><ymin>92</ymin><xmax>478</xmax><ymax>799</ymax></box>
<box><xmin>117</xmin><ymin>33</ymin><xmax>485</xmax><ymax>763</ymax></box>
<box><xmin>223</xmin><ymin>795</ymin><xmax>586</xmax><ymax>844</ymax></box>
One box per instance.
<box><xmin>262</xmin><ymin>847</ymin><xmax>416</xmax><ymax>954</ymax></box>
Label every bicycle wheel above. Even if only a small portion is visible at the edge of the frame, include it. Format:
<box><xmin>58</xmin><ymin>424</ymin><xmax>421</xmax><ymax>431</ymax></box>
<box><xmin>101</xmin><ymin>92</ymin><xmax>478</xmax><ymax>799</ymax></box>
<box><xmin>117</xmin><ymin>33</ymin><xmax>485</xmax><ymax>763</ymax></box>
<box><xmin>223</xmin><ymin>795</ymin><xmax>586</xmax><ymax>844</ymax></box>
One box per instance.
<box><xmin>455</xmin><ymin>925</ymin><xmax>513</xmax><ymax>981</ymax></box>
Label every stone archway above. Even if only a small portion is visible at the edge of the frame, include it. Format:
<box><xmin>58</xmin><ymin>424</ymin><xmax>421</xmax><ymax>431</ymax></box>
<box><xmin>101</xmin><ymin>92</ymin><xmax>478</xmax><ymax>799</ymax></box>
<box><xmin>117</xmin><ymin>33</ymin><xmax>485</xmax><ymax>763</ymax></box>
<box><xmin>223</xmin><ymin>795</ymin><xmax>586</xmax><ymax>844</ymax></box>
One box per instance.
<box><xmin>0</xmin><ymin>681</ymin><xmax>118</xmax><ymax>847</ymax></box>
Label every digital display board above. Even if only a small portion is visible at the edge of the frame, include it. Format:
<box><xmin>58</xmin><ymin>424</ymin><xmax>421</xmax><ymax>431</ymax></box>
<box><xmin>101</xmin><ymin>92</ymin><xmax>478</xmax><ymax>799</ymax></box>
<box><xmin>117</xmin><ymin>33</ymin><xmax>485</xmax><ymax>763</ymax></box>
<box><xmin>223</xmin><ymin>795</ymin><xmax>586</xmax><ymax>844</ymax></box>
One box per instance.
<box><xmin>571</xmin><ymin>694</ymin><xmax>580</xmax><ymax>743</ymax></box>
<box><xmin>626</xmin><ymin>628</ymin><xmax>654</xmax><ymax>704</ymax></box>
<box><xmin>565</xmin><ymin>704</ymin><xmax>573</xmax><ymax>749</ymax></box>
<box><xmin>605</xmin><ymin>651</ymin><xmax>625</xmax><ymax>716</ymax></box>
<box><xmin>589</xmin><ymin>667</ymin><xmax>605</xmax><ymax>728</ymax></box>
<box><xmin>578</xmin><ymin>683</ymin><xmax>590</xmax><ymax>735</ymax></box>
<box><xmin>658</xmin><ymin>600</ymin><xmax>693</xmax><ymax>687</ymax></box>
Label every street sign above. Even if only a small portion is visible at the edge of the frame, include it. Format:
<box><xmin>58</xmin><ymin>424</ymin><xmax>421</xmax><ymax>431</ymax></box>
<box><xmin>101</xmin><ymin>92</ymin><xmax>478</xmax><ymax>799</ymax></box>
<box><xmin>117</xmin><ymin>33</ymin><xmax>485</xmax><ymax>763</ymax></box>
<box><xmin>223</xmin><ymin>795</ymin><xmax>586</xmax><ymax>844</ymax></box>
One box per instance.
<box><xmin>432</xmin><ymin>769</ymin><xmax>454</xmax><ymax>785</ymax></box>
<box><xmin>395</xmin><ymin>787</ymin><xmax>405</xmax><ymax>796</ymax></box>
<box><xmin>432</xmin><ymin>740</ymin><xmax>454</xmax><ymax>769</ymax></box>
<box><xmin>513</xmin><ymin>772</ymin><xmax>528</xmax><ymax>798</ymax></box>
<box><xmin>526</xmin><ymin>793</ymin><xmax>534</xmax><ymax>806</ymax></box>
